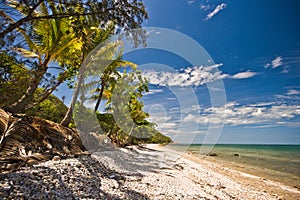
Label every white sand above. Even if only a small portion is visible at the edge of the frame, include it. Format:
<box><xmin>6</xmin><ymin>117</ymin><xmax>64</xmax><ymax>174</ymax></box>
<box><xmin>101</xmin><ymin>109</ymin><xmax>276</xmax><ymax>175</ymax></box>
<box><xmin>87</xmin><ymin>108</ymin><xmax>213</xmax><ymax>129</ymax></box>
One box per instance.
<box><xmin>1</xmin><ymin>143</ymin><xmax>299</xmax><ymax>199</ymax></box>
<box><xmin>92</xmin><ymin>144</ymin><xmax>300</xmax><ymax>200</ymax></box>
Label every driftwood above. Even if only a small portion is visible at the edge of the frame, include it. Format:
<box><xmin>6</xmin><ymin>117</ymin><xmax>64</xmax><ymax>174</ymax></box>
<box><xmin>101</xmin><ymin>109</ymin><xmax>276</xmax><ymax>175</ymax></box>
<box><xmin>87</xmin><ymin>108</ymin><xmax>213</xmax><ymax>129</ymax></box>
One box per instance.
<box><xmin>0</xmin><ymin>109</ymin><xmax>87</xmax><ymax>172</ymax></box>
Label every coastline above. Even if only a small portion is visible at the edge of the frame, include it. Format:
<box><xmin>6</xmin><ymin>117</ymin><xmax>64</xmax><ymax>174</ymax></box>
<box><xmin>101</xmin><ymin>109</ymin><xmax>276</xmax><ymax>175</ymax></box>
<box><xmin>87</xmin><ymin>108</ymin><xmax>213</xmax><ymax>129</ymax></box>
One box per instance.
<box><xmin>1</xmin><ymin>144</ymin><xmax>299</xmax><ymax>199</ymax></box>
<box><xmin>190</xmin><ymin>151</ymin><xmax>300</xmax><ymax>191</ymax></box>
<box><xmin>150</xmin><ymin>144</ymin><xmax>300</xmax><ymax>200</ymax></box>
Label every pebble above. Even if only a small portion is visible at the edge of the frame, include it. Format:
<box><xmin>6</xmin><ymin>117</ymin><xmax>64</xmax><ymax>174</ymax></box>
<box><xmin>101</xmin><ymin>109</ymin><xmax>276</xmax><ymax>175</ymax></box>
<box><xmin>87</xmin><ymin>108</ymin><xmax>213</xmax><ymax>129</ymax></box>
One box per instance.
<box><xmin>0</xmin><ymin>155</ymin><xmax>151</xmax><ymax>199</ymax></box>
<box><xmin>0</xmin><ymin>147</ymin><xmax>286</xmax><ymax>200</ymax></box>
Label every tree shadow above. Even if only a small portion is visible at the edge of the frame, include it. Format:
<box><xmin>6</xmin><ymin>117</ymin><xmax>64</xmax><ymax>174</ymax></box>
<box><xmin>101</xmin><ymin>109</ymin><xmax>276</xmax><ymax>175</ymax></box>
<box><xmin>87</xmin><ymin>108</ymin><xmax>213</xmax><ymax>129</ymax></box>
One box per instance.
<box><xmin>78</xmin><ymin>155</ymin><xmax>150</xmax><ymax>199</ymax></box>
<box><xmin>0</xmin><ymin>155</ymin><xmax>149</xmax><ymax>199</ymax></box>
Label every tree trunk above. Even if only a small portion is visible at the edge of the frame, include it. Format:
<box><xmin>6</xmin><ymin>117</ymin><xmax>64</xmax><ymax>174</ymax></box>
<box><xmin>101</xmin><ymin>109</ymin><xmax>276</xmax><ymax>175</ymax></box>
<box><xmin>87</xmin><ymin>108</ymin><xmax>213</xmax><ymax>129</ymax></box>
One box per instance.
<box><xmin>5</xmin><ymin>66</ymin><xmax>47</xmax><ymax>114</ymax></box>
<box><xmin>94</xmin><ymin>80</ymin><xmax>106</xmax><ymax>113</ymax></box>
<box><xmin>60</xmin><ymin>72</ymin><xmax>84</xmax><ymax>127</ymax></box>
<box><xmin>24</xmin><ymin>71</ymin><xmax>68</xmax><ymax>111</ymax></box>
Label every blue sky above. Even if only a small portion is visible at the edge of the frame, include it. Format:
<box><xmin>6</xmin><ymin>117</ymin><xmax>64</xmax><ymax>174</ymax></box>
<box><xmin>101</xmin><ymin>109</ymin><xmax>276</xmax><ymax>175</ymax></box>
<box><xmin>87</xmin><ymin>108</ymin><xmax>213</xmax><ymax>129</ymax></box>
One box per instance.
<box><xmin>56</xmin><ymin>0</ymin><xmax>300</xmax><ymax>144</ymax></box>
<box><xmin>123</xmin><ymin>0</ymin><xmax>300</xmax><ymax>144</ymax></box>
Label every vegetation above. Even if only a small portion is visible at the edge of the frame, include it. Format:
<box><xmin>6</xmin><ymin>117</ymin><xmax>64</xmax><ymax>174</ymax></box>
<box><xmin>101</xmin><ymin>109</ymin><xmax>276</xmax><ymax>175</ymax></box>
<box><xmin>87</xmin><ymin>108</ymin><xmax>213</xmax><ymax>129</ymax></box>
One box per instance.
<box><xmin>97</xmin><ymin>113</ymin><xmax>172</xmax><ymax>147</ymax></box>
<box><xmin>0</xmin><ymin>52</ymin><xmax>30</xmax><ymax>108</ymax></box>
<box><xmin>0</xmin><ymin>0</ymin><xmax>172</xmax><ymax>147</ymax></box>
<box><xmin>25</xmin><ymin>91</ymin><xmax>68</xmax><ymax>123</ymax></box>
<box><xmin>1</xmin><ymin>0</ymin><xmax>148</xmax><ymax>114</ymax></box>
<box><xmin>0</xmin><ymin>52</ymin><xmax>68</xmax><ymax>123</ymax></box>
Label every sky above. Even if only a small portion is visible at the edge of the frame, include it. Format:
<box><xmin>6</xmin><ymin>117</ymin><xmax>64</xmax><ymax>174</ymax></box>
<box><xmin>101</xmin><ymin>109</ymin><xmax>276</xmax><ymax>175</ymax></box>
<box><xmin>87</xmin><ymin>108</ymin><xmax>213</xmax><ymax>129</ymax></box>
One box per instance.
<box><xmin>123</xmin><ymin>0</ymin><xmax>300</xmax><ymax>144</ymax></box>
<box><xmin>56</xmin><ymin>0</ymin><xmax>300</xmax><ymax>144</ymax></box>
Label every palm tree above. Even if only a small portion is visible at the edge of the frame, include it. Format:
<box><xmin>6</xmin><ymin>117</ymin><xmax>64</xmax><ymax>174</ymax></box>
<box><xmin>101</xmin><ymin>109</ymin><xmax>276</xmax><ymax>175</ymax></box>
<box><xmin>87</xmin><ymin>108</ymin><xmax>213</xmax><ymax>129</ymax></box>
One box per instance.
<box><xmin>6</xmin><ymin>2</ymin><xmax>82</xmax><ymax>113</ymax></box>
<box><xmin>93</xmin><ymin>54</ymin><xmax>138</xmax><ymax>113</ymax></box>
<box><xmin>60</xmin><ymin>22</ymin><xmax>117</xmax><ymax>126</ymax></box>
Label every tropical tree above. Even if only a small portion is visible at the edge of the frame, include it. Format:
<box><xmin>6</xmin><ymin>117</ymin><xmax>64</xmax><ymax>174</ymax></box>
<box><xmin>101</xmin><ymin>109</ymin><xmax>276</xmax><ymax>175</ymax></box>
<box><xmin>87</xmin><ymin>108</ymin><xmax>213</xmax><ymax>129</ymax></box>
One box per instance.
<box><xmin>3</xmin><ymin>2</ymin><xmax>82</xmax><ymax>113</ymax></box>
<box><xmin>0</xmin><ymin>52</ymin><xmax>30</xmax><ymax>108</ymax></box>
<box><xmin>1</xmin><ymin>0</ymin><xmax>148</xmax><ymax>116</ymax></box>
<box><xmin>60</xmin><ymin>25</ymin><xmax>121</xmax><ymax>126</ymax></box>
<box><xmin>0</xmin><ymin>0</ymin><xmax>148</xmax><ymax>42</ymax></box>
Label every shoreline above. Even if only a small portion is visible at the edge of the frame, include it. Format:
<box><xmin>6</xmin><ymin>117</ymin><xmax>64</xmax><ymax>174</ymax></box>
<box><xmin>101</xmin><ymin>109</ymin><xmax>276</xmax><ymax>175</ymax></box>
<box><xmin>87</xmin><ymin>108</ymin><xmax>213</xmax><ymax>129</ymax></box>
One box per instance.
<box><xmin>1</xmin><ymin>144</ymin><xmax>299</xmax><ymax>199</ymax></box>
<box><xmin>193</xmin><ymin>152</ymin><xmax>300</xmax><ymax>191</ymax></box>
<box><xmin>149</xmin><ymin>144</ymin><xmax>300</xmax><ymax>199</ymax></box>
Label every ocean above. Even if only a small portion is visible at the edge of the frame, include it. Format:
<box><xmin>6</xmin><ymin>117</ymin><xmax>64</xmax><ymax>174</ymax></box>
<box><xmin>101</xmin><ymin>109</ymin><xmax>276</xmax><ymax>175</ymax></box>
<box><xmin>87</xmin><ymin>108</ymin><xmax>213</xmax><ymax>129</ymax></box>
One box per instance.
<box><xmin>166</xmin><ymin>144</ymin><xmax>300</xmax><ymax>189</ymax></box>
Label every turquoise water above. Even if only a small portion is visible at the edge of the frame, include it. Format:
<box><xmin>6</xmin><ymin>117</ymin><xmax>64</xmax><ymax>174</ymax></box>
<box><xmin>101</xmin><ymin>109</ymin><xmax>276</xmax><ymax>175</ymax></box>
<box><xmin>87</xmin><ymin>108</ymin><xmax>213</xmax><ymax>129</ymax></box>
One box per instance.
<box><xmin>167</xmin><ymin>144</ymin><xmax>300</xmax><ymax>188</ymax></box>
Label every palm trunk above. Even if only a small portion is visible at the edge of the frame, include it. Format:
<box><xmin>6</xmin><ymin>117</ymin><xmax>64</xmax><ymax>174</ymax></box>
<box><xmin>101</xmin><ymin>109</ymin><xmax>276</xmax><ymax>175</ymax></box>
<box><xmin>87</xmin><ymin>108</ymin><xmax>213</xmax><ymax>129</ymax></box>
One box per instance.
<box><xmin>94</xmin><ymin>80</ymin><xmax>106</xmax><ymax>113</ymax></box>
<box><xmin>25</xmin><ymin>71</ymin><xmax>68</xmax><ymax>111</ymax></box>
<box><xmin>5</xmin><ymin>66</ymin><xmax>47</xmax><ymax>114</ymax></box>
<box><xmin>60</xmin><ymin>72</ymin><xmax>84</xmax><ymax>126</ymax></box>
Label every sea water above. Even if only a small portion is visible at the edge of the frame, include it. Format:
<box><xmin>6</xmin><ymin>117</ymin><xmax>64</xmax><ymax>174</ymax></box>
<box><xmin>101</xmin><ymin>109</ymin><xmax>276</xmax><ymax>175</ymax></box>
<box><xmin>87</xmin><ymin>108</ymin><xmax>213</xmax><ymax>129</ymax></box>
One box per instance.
<box><xmin>167</xmin><ymin>144</ymin><xmax>300</xmax><ymax>189</ymax></box>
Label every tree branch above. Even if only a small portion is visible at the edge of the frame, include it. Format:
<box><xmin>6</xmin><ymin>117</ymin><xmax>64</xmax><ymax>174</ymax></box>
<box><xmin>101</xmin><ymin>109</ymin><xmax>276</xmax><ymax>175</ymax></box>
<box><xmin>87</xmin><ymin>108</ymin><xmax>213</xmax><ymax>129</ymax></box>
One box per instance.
<box><xmin>0</xmin><ymin>8</ymin><xmax>113</xmax><ymax>38</ymax></box>
<box><xmin>0</xmin><ymin>0</ymin><xmax>44</xmax><ymax>38</ymax></box>
<box><xmin>25</xmin><ymin>71</ymin><xmax>68</xmax><ymax>111</ymax></box>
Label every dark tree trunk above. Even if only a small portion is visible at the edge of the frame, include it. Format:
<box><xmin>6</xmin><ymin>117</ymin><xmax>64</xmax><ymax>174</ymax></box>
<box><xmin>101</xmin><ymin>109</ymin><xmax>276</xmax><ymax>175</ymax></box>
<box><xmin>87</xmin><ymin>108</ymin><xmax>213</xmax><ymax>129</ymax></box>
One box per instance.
<box><xmin>94</xmin><ymin>80</ymin><xmax>106</xmax><ymax>113</ymax></box>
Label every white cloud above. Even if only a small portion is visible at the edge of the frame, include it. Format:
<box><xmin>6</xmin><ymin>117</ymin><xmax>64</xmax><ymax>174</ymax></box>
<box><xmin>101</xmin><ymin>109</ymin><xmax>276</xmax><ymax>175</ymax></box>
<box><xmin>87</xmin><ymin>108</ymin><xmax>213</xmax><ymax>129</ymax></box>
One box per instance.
<box><xmin>209</xmin><ymin>87</ymin><xmax>224</xmax><ymax>92</ymax></box>
<box><xmin>205</xmin><ymin>3</ymin><xmax>227</xmax><ymax>20</ymax></box>
<box><xmin>286</xmin><ymin>89</ymin><xmax>300</xmax><ymax>95</ymax></box>
<box><xmin>264</xmin><ymin>56</ymin><xmax>284</xmax><ymax>69</ymax></box>
<box><xmin>144</xmin><ymin>89</ymin><xmax>164</xmax><ymax>95</ymax></box>
<box><xmin>182</xmin><ymin>101</ymin><xmax>300</xmax><ymax>127</ymax></box>
<box><xmin>166</xmin><ymin>97</ymin><xmax>177</xmax><ymax>100</ymax></box>
<box><xmin>200</xmin><ymin>4</ymin><xmax>211</xmax><ymax>11</ymax></box>
<box><xmin>170</xmin><ymin>107</ymin><xmax>179</xmax><ymax>110</ymax></box>
<box><xmin>187</xmin><ymin>0</ymin><xmax>196</xmax><ymax>5</ymax></box>
<box><xmin>141</xmin><ymin>63</ymin><xmax>226</xmax><ymax>87</ymax></box>
<box><xmin>271</xmin><ymin>56</ymin><xmax>283</xmax><ymax>68</ymax></box>
<box><xmin>230</xmin><ymin>71</ymin><xmax>256</xmax><ymax>79</ymax></box>
<box><xmin>142</xmin><ymin>64</ymin><xmax>257</xmax><ymax>86</ymax></box>
<box><xmin>160</xmin><ymin>122</ymin><xmax>178</xmax><ymax>128</ymax></box>
<box><xmin>264</xmin><ymin>63</ymin><xmax>271</xmax><ymax>68</ymax></box>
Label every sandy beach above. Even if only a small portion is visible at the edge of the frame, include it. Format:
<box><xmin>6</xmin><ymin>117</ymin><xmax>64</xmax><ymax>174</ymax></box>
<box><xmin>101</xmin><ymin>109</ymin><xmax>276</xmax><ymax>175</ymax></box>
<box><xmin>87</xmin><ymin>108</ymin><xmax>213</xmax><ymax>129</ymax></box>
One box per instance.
<box><xmin>1</xmin><ymin>144</ymin><xmax>299</xmax><ymax>199</ymax></box>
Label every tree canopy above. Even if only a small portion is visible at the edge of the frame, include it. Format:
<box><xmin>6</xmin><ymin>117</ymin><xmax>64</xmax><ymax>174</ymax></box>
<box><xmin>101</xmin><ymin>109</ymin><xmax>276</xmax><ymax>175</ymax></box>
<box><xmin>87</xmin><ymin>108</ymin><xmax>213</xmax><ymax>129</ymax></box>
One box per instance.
<box><xmin>0</xmin><ymin>0</ymin><xmax>172</xmax><ymax>146</ymax></box>
<box><xmin>1</xmin><ymin>0</ymin><xmax>148</xmax><ymax>114</ymax></box>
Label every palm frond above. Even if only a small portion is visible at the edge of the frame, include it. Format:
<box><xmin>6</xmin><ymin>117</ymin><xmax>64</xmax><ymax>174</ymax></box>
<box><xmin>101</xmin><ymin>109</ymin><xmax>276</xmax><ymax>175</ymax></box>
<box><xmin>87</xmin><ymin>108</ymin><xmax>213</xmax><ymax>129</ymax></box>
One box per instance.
<box><xmin>12</xmin><ymin>47</ymin><xmax>39</xmax><ymax>58</ymax></box>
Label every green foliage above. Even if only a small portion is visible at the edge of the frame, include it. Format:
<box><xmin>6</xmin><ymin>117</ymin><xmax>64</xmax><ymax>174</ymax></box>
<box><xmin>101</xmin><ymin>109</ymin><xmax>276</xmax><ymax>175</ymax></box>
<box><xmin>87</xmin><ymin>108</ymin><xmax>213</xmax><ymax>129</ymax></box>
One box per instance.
<box><xmin>1</xmin><ymin>0</ymin><xmax>149</xmax><ymax>114</ymax></box>
<box><xmin>0</xmin><ymin>52</ymin><xmax>30</xmax><ymax>108</ymax></box>
<box><xmin>71</xmin><ymin>102</ymin><xmax>100</xmax><ymax>132</ymax></box>
<box><xmin>96</xmin><ymin>113</ymin><xmax>172</xmax><ymax>147</ymax></box>
<box><xmin>0</xmin><ymin>52</ymin><xmax>68</xmax><ymax>122</ymax></box>
<box><xmin>148</xmin><ymin>132</ymin><xmax>173</xmax><ymax>144</ymax></box>
<box><xmin>25</xmin><ymin>91</ymin><xmax>68</xmax><ymax>123</ymax></box>
<box><xmin>89</xmin><ymin>68</ymin><xmax>171</xmax><ymax>147</ymax></box>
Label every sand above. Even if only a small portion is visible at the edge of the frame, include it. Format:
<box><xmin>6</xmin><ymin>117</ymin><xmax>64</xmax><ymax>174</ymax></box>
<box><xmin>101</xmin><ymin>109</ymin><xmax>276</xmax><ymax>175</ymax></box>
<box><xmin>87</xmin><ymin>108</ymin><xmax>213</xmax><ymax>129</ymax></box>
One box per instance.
<box><xmin>1</xmin><ymin>144</ymin><xmax>299</xmax><ymax>199</ymax></box>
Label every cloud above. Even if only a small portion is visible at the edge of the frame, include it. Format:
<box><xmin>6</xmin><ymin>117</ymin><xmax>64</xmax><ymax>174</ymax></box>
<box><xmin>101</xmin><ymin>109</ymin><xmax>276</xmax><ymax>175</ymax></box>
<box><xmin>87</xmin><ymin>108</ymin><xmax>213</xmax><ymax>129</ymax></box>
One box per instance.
<box><xmin>286</xmin><ymin>89</ymin><xmax>300</xmax><ymax>95</ymax></box>
<box><xmin>187</xmin><ymin>0</ymin><xmax>196</xmax><ymax>5</ymax></box>
<box><xmin>144</xmin><ymin>89</ymin><xmax>164</xmax><ymax>95</ymax></box>
<box><xmin>230</xmin><ymin>71</ymin><xmax>256</xmax><ymax>79</ymax></box>
<box><xmin>183</xmin><ymin>101</ymin><xmax>300</xmax><ymax>127</ymax></box>
<box><xmin>169</xmin><ymin>107</ymin><xmax>180</xmax><ymax>111</ymax></box>
<box><xmin>209</xmin><ymin>87</ymin><xmax>224</xmax><ymax>92</ymax></box>
<box><xmin>264</xmin><ymin>63</ymin><xmax>271</xmax><ymax>68</ymax></box>
<box><xmin>200</xmin><ymin>4</ymin><xmax>211</xmax><ymax>11</ymax></box>
<box><xmin>205</xmin><ymin>3</ymin><xmax>227</xmax><ymax>20</ymax></box>
<box><xmin>264</xmin><ymin>56</ymin><xmax>284</xmax><ymax>69</ymax></box>
<box><xmin>141</xmin><ymin>63</ymin><xmax>226</xmax><ymax>87</ymax></box>
<box><xmin>271</xmin><ymin>56</ymin><xmax>283</xmax><ymax>68</ymax></box>
<box><xmin>141</xmin><ymin>64</ymin><xmax>258</xmax><ymax>87</ymax></box>
<box><xmin>166</xmin><ymin>97</ymin><xmax>177</xmax><ymax>100</ymax></box>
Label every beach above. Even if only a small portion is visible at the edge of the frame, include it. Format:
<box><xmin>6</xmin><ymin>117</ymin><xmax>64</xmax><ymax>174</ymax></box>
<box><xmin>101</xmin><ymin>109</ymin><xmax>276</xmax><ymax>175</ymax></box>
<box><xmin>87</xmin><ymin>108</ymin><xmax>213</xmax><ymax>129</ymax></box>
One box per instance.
<box><xmin>1</xmin><ymin>144</ymin><xmax>299</xmax><ymax>199</ymax></box>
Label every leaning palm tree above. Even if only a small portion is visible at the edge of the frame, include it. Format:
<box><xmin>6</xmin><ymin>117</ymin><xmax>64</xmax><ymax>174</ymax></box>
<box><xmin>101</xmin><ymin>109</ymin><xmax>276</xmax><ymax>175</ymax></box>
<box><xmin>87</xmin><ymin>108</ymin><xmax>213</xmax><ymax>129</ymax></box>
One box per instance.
<box><xmin>6</xmin><ymin>2</ymin><xmax>82</xmax><ymax>113</ymax></box>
